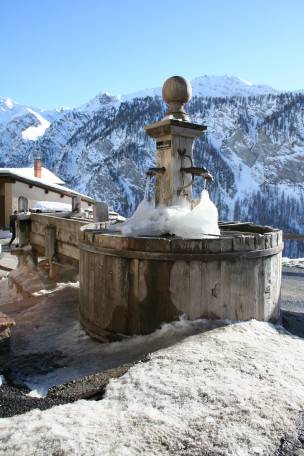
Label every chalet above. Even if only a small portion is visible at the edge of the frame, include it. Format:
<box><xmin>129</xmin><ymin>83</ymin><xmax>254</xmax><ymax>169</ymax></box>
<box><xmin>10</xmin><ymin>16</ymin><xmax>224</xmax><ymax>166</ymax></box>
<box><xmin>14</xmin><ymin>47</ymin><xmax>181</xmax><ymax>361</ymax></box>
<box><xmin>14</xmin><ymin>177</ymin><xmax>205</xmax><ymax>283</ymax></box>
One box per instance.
<box><xmin>0</xmin><ymin>159</ymin><xmax>94</xmax><ymax>229</ymax></box>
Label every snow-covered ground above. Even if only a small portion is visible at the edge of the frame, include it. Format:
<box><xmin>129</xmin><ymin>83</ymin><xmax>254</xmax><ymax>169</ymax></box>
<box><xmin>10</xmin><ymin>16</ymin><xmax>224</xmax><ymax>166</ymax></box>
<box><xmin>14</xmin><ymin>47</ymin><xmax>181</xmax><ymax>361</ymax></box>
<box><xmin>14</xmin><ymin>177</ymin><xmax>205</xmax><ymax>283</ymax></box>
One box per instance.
<box><xmin>282</xmin><ymin>257</ymin><xmax>304</xmax><ymax>269</ymax></box>
<box><xmin>0</xmin><ymin>270</ymin><xmax>223</xmax><ymax>395</ymax></box>
<box><xmin>1</xmin><ymin>257</ymin><xmax>304</xmax><ymax>454</ymax></box>
<box><xmin>1</xmin><ymin>320</ymin><xmax>304</xmax><ymax>455</ymax></box>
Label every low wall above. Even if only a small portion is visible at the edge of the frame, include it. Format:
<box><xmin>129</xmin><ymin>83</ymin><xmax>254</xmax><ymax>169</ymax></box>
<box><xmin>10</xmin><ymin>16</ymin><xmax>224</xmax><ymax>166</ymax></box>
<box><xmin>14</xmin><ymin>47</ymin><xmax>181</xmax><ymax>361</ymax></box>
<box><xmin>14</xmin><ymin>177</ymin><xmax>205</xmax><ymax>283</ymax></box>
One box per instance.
<box><xmin>29</xmin><ymin>214</ymin><xmax>87</xmax><ymax>264</ymax></box>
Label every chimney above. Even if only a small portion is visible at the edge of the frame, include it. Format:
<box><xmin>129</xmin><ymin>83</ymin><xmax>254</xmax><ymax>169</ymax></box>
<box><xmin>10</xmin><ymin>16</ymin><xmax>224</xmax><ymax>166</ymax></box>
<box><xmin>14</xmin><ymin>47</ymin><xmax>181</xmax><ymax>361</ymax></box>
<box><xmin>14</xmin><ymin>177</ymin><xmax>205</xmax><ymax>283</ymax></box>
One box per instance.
<box><xmin>34</xmin><ymin>158</ymin><xmax>42</xmax><ymax>178</ymax></box>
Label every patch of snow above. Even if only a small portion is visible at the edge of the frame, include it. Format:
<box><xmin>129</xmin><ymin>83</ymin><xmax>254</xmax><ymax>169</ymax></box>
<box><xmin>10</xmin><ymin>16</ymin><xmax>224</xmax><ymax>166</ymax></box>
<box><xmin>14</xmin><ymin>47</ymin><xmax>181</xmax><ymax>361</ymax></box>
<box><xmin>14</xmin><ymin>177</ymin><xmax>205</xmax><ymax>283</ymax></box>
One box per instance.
<box><xmin>21</xmin><ymin>108</ymin><xmax>50</xmax><ymax>141</ymax></box>
<box><xmin>0</xmin><ymin>97</ymin><xmax>31</xmax><ymax>125</ymax></box>
<box><xmin>80</xmin><ymin>93</ymin><xmax>120</xmax><ymax>113</ymax></box>
<box><xmin>5</xmin><ymin>98</ymin><xmax>14</xmax><ymax>109</ymax></box>
<box><xmin>117</xmin><ymin>190</ymin><xmax>220</xmax><ymax>238</ymax></box>
<box><xmin>0</xmin><ymin>374</ymin><xmax>5</xmax><ymax>386</ymax></box>
<box><xmin>239</xmin><ymin>77</ymin><xmax>253</xmax><ymax>86</ymax></box>
<box><xmin>27</xmin><ymin>389</ymin><xmax>44</xmax><ymax>398</ymax></box>
<box><xmin>282</xmin><ymin>257</ymin><xmax>304</xmax><ymax>269</ymax></box>
<box><xmin>30</xmin><ymin>201</ymin><xmax>72</xmax><ymax>213</ymax></box>
<box><xmin>192</xmin><ymin>75</ymin><xmax>276</xmax><ymax>98</ymax></box>
<box><xmin>122</xmin><ymin>86</ymin><xmax>162</xmax><ymax>101</ymax></box>
<box><xmin>122</xmin><ymin>75</ymin><xmax>277</xmax><ymax>101</ymax></box>
<box><xmin>33</xmin><ymin>281</ymin><xmax>79</xmax><ymax>296</ymax></box>
<box><xmin>1</xmin><ymin>321</ymin><xmax>304</xmax><ymax>455</ymax></box>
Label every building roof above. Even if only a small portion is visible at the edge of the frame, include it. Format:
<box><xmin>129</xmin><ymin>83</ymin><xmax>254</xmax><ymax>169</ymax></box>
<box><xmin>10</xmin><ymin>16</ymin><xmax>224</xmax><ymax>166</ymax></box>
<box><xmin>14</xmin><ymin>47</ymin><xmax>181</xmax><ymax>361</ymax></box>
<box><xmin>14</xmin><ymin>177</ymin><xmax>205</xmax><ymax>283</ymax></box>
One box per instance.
<box><xmin>0</xmin><ymin>168</ymin><xmax>94</xmax><ymax>203</ymax></box>
<box><xmin>0</xmin><ymin>167</ymin><xmax>65</xmax><ymax>185</ymax></box>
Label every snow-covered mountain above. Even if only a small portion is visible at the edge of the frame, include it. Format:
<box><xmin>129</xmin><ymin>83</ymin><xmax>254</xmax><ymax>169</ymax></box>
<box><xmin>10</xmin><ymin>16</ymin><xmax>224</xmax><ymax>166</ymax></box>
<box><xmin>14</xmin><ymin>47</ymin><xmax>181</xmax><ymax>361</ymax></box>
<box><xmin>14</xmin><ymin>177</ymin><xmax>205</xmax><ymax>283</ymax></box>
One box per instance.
<box><xmin>0</xmin><ymin>76</ymin><xmax>303</xmax><ymax>256</ymax></box>
<box><xmin>191</xmin><ymin>75</ymin><xmax>277</xmax><ymax>97</ymax></box>
<box><xmin>122</xmin><ymin>75</ymin><xmax>277</xmax><ymax>100</ymax></box>
<box><xmin>0</xmin><ymin>96</ymin><xmax>65</xmax><ymax>126</ymax></box>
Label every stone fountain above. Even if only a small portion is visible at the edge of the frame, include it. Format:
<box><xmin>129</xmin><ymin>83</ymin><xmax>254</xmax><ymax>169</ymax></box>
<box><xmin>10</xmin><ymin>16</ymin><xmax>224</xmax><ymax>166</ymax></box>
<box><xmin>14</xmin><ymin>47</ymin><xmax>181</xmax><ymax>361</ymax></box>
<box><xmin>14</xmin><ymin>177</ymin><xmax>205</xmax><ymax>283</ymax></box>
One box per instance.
<box><xmin>79</xmin><ymin>76</ymin><xmax>283</xmax><ymax>342</ymax></box>
<box><xmin>145</xmin><ymin>76</ymin><xmax>212</xmax><ymax>207</ymax></box>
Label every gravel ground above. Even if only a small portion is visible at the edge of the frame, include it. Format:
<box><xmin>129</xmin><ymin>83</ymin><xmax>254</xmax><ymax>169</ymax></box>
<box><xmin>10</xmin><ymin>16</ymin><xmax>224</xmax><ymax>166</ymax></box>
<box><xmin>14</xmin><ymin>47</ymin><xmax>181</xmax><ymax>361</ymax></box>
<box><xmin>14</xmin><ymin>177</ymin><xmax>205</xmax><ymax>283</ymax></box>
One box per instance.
<box><xmin>0</xmin><ymin>362</ymin><xmax>134</xmax><ymax>418</ymax></box>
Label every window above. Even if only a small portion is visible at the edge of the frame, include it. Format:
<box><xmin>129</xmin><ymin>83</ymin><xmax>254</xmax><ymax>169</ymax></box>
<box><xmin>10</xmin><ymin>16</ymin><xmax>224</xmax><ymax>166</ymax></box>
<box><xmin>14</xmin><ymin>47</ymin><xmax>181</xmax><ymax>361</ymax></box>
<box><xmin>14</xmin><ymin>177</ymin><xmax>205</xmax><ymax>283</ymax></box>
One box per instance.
<box><xmin>18</xmin><ymin>196</ymin><xmax>28</xmax><ymax>212</ymax></box>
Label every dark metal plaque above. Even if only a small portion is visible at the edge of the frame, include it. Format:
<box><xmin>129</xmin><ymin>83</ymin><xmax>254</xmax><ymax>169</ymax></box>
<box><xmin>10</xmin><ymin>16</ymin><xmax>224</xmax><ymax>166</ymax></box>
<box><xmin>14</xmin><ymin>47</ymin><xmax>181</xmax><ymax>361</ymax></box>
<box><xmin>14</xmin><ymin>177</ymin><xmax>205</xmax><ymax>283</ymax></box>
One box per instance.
<box><xmin>156</xmin><ymin>140</ymin><xmax>171</xmax><ymax>150</ymax></box>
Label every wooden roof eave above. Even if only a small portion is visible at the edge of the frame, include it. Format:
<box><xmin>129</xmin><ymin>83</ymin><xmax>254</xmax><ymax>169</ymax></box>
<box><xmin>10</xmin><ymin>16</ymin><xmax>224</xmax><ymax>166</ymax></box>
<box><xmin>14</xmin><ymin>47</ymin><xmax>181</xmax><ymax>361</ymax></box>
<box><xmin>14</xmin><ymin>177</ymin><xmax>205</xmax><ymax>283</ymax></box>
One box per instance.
<box><xmin>0</xmin><ymin>172</ymin><xmax>94</xmax><ymax>203</ymax></box>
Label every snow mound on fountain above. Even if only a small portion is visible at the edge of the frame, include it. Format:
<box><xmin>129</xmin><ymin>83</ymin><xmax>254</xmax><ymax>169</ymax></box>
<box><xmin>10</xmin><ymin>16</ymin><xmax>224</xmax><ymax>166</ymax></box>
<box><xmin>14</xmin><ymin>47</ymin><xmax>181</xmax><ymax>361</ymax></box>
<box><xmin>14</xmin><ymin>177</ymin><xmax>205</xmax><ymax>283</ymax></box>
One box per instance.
<box><xmin>119</xmin><ymin>190</ymin><xmax>220</xmax><ymax>238</ymax></box>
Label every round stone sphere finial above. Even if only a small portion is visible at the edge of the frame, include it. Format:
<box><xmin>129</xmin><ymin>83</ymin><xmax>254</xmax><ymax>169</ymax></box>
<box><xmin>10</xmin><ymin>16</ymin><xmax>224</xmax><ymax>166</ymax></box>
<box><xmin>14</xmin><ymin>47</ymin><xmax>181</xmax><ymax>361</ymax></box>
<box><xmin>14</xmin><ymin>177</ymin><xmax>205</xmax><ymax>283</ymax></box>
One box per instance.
<box><xmin>162</xmin><ymin>76</ymin><xmax>192</xmax><ymax>121</ymax></box>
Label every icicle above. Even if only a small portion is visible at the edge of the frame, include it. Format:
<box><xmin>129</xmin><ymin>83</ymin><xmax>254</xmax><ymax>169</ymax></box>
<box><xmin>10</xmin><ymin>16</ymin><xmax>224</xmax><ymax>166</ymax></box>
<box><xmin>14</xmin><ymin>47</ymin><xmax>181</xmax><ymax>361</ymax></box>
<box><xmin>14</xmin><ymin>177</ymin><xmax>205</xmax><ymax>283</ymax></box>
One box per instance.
<box><xmin>144</xmin><ymin>175</ymin><xmax>151</xmax><ymax>201</ymax></box>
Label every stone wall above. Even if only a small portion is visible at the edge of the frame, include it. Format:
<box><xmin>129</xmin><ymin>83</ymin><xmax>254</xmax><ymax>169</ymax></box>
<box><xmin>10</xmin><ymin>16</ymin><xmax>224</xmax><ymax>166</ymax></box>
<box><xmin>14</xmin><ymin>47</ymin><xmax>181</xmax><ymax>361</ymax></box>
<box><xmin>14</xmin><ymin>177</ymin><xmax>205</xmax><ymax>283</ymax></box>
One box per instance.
<box><xmin>29</xmin><ymin>214</ymin><xmax>87</xmax><ymax>264</ymax></box>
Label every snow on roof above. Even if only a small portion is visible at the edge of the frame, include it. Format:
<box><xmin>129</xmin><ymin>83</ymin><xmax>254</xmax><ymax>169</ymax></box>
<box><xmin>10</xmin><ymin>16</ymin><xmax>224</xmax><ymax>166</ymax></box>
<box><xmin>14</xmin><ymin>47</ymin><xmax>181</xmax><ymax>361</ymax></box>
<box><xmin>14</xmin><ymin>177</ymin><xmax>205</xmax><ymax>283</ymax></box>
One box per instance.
<box><xmin>0</xmin><ymin>167</ymin><xmax>64</xmax><ymax>185</ymax></box>
<box><xmin>0</xmin><ymin>168</ymin><xmax>94</xmax><ymax>202</ymax></box>
<box><xmin>1</xmin><ymin>320</ymin><xmax>304</xmax><ymax>455</ymax></box>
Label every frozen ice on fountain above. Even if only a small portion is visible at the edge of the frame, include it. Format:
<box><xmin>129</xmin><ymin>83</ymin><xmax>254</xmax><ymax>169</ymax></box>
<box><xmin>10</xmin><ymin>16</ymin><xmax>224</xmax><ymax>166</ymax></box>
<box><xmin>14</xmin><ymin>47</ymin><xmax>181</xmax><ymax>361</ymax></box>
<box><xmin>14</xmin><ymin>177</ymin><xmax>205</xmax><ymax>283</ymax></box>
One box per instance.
<box><xmin>116</xmin><ymin>75</ymin><xmax>220</xmax><ymax>238</ymax></box>
<box><xmin>119</xmin><ymin>189</ymin><xmax>220</xmax><ymax>238</ymax></box>
<box><xmin>173</xmin><ymin>190</ymin><xmax>220</xmax><ymax>238</ymax></box>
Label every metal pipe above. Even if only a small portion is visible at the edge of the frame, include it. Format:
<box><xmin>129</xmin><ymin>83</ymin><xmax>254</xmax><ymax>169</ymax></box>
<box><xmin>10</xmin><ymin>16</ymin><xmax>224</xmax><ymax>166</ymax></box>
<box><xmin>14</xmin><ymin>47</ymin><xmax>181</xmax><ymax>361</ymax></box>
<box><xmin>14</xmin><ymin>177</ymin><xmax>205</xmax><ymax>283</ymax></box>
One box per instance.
<box><xmin>180</xmin><ymin>167</ymin><xmax>213</xmax><ymax>181</ymax></box>
<box><xmin>146</xmin><ymin>167</ymin><xmax>166</xmax><ymax>177</ymax></box>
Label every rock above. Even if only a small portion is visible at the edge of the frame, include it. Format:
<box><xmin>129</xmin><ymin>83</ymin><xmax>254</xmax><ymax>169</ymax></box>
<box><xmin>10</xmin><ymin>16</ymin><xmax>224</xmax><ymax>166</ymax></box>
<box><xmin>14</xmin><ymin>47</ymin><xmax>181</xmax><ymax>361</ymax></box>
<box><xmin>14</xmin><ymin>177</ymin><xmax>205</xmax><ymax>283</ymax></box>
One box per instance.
<box><xmin>0</xmin><ymin>311</ymin><xmax>15</xmax><ymax>332</ymax></box>
<box><xmin>0</xmin><ymin>312</ymin><xmax>15</xmax><ymax>354</ymax></box>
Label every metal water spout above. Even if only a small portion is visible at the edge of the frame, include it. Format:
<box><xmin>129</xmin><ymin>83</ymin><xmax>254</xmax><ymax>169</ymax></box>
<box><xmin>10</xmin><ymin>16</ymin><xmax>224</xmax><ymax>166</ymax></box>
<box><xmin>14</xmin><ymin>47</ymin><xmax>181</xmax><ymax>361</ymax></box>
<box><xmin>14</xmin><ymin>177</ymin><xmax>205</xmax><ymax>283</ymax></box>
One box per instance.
<box><xmin>146</xmin><ymin>167</ymin><xmax>166</xmax><ymax>177</ymax></box>
<box><xmin>178</xmin><ymin>147</ymin><xmax>213</xmax><ymax>182</ymax></box>
<box><xmin>180</xmin><ymin>166</ymin><xmax>213</xmax><ymax>180</ymax></box>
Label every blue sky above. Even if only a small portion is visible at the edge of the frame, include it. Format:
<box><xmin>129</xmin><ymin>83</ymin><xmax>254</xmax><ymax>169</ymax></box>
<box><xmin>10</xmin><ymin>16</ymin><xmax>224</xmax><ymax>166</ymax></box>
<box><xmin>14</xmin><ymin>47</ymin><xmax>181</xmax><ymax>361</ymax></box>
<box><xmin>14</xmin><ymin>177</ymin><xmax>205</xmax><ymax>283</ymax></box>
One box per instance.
<box><xmin>0</xmin><ymin>0</ymin><xmax>303</xmax><ymax>108</ymax></box>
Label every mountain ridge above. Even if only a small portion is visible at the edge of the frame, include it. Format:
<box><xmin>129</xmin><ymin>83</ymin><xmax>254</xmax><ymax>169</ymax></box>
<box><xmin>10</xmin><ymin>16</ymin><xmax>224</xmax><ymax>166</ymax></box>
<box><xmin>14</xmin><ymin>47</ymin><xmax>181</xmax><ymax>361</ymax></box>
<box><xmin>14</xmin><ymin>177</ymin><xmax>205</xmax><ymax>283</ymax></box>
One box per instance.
<box><xmin>121</xmin><ymin>75</ymin><xmax>278</xmax><ymax>101</ymax></box>
<box><xmin>0</xmin><ymin>76</ymin><xmax>303</xmax><ymax>256</ymax></box>
<box><xmin>1</xmin><ymin>74</ymin><xmax>295</xmax><ymax>119</ymax></box>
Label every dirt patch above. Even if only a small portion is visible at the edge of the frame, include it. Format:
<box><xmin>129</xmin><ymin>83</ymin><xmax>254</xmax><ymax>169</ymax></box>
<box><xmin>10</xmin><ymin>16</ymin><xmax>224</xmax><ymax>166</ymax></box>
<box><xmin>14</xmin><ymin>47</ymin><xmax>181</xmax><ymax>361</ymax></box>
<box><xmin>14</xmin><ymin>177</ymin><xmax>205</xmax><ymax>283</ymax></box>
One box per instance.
<box><xmin>0</xmin><ymin>362</ymin><xmax>133</xmax><ymax>418</ymax></box>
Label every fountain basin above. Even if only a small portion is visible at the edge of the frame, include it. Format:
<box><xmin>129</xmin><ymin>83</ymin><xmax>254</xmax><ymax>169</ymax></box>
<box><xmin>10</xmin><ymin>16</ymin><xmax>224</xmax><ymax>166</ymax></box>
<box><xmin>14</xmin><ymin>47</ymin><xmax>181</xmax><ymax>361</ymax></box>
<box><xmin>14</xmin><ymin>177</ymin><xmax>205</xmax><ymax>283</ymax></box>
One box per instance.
<box><xmin>79</xmin><ymin>223</ymin><xmax>283</xmax><ymax>341</ymax></box>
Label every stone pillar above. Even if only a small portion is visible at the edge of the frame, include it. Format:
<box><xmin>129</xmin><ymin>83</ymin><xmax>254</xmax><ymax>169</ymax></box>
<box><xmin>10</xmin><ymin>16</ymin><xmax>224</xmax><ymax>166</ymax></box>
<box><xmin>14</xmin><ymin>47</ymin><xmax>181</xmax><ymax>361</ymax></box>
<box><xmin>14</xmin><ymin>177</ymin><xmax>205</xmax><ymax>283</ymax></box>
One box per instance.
<box><xmin>145</xmin><ymin>120</ymin><xmax>206</xmax><ymax>206</ymax></box>
<box><xmin>145</xmin><ymin>76</ymin><xmax>206</xmax><ymax>207</ymax></box>
<box><xmin>93</xmin><ymin>202</ymin><xmax>109</xmax><ymax>222</ymax></box>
